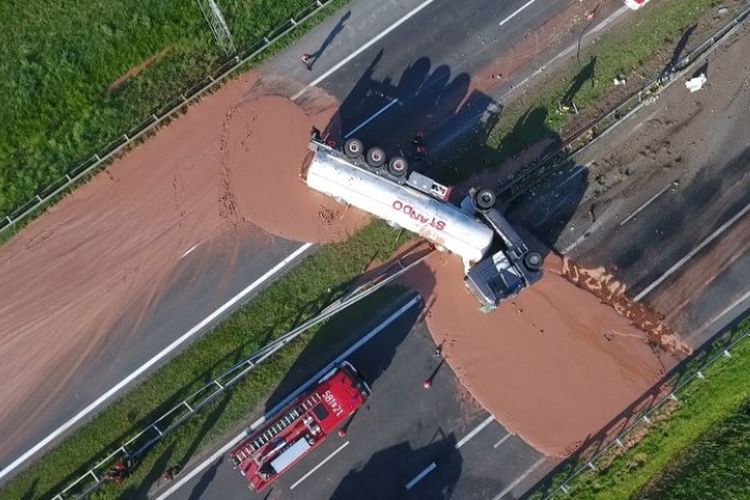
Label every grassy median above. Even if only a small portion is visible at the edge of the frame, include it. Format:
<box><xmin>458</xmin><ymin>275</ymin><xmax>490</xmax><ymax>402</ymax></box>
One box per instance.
<box><xmin>1</xmin><ymin>0</ymin><xmax>740</xmax><ymax>497</ymax></box>
<box><xmin>0</xmin><ymin>0</ymin><xmax>336</xmax><ymax>217</ymax></box>
<box><xmin>531</xmin><ymin>319</ymin><xmax>750</xmax><ymax>500</ymax></box>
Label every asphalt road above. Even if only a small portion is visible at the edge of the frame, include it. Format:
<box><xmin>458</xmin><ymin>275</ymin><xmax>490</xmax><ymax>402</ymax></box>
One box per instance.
<box><xmin>163</xmin><ymin>296</ymin><xmax>549</xmax><ymax>500</ymax></box>
<box><xmin>4</xmin><ymin>0</ymin><xmax>600</xmax><ymax>479</ymax></box>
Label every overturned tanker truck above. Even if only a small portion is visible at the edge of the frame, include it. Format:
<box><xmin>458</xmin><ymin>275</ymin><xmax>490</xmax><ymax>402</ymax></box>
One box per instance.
<box><xmin>303</xmin><ymin>136</ymin><xmax>543</xmax><ymax>311</ymax></box>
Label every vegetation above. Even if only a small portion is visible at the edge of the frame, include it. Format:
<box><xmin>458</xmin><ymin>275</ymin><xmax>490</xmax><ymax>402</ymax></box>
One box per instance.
<box><xmin>530</xmin><ymin>319</ymin><xmax>750</xmax><ymax>500</ymax></box>
<box><xmin>0</xmin><ymin>0</ymin><xmax>330</xmax><ymax>217</ymax></box>
<box><xmin>0</xmin><ymin>0</ymin><xmax>739</xmax><ymax>497</ymax></box>
<box><xmin>641</xmin><ymin>397</ymin><xmax>750</xmax><ymax>499</ymax></box>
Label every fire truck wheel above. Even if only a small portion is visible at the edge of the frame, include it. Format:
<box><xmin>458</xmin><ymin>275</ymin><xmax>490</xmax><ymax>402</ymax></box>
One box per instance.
<box><xmin>474</xmin><ymin>189</ymin><xmax>496</xmax><ymax>210</ymax></box>
<box><xmin>524</xmin><ymin>251</ymin><xmax>543</xmax><ymax>271</ymax></box>
<box><xmin>387</xmin><ymin>156</ymin><xmax>408</xmax><ymax>176</ymax></box>
<box><xmin>344</xmin><ymin>138</ymin><xmax>364</xmax><ymax>158</ymax></box>
<box><xmin>366</xmin><ymin>147</ymin><xmax>386</xmax><ymax>167</ymax></box>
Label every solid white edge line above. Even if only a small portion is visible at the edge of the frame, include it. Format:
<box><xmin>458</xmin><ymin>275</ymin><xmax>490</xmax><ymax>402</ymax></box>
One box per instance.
<box><xmin>289</xmin><ymin>440</ymin><xmax>350</xmax><ymax>490</ymax></box>
<box><xmin>0</xmin><ymin>242</ymin><xmax>313</xmax><ymax>482</ymax></box>
<box><xmin>157</xmin><ymin>295</ymin><xmax>420</xmax><ymax>499</ymax></box>
<box><xmin>493</xmin><ymin>433</ymin><xmax>513</xmax><ymax>449</ymax></box>
<box><xmin>618</xmin><ymin>183</ymin><xmax>673</xmax><ymax>227</ymax></box>
<box><xmin>491</xmin><ymin>455</ymin><xmax>546</xmax><ymax>500</ymax></box>
<box><xmin>455</xmin><ymin>414</ymin><xmax>495</xmax><ymax>449</ymax></box>
<box><xmin>635</xmin><ymin>202</ymin><xmax>750</xmax><ymax>301</ymax></box>
<box><xmin>344</xmin><ymin>98</ymin><xmax>400</xmax><ymax>139</ymax></box>
<box><xmin>499</xmin><ymin>0</ymin><xmax>537</xmax><ymax>26</ymax></box>
<box><xmin>405</xmin><ymin>462</ymin><xmax>437</xmax><ymax>490</ymax></box>
<box><xmin>291</xmin><ymin>0</ymin><xmax>438</xmax><ymax>101</ymax></box>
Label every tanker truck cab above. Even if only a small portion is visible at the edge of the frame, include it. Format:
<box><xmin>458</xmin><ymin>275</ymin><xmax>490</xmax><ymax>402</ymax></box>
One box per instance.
<box><xmin>464</xmin><ymin>188</ymin><xmax>544</xmax><ymax>312</ymax></box>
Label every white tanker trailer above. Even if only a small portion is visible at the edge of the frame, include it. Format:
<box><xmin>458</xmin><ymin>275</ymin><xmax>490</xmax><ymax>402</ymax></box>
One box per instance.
<box><xmin>303</xmin><ymin>136</ymin><xmax>543</xmax><ymax>311</ymax></box>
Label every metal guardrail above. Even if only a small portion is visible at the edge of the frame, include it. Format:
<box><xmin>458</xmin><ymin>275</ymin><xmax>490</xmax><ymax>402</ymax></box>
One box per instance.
<box><xmin>542</xmin><ymin>319</ymin><xmax>750</xmax><ymax>499</ymax></box>
<box><xmin>52</xmin><ymin>244</ymin><xmax>433</xmax><ymax>499</ymax></box>
<box><xmin>498</xmin><ymin>1</ymin><xmax>750</xmax><ymax>203</ymax></box>
<box><xmin>0</xmin><ymin>0</ymin><xmax>335</xmax><ymax>237</ymax></box>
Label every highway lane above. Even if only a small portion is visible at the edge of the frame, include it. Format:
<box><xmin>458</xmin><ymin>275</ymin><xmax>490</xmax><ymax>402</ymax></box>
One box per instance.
<box><xmin>162</xmin><ymin>297</ymin><xmax>549</xmax><ymax>500</ymax></box>
<box><xmin>506</xmin><ymin>21</ymin><xmax>750</xmax><ymax>349</ymax></box>
<box><xmin>4</xmin><ymin>0</ymin><xmax>600</xmax><ymax>478</ymax></box>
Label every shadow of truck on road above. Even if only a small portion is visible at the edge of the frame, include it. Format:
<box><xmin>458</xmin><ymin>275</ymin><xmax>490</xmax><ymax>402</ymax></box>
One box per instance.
<box><xmin>331</xmin><ymin>434</ymin><xmax>462</xmax><ymax>500</ymax></box>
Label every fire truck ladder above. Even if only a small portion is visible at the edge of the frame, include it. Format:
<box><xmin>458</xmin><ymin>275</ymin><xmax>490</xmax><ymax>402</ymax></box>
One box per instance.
<box><xmin>232</xmin><ymin>393</ymin><xmax>322</xmax><ymax>465</ymax></box>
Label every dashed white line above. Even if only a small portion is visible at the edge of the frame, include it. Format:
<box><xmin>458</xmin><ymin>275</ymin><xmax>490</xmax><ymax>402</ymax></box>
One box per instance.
<box><xmin>455</xmin><ymin>414</ymin><xmax>495</xmax><ymax>449</ymax></box>
<box><xmin>635</xmin><ymin>202</ymin><xmax>750</xmax><ymax>301</ymax></box>
<box><xmin>291</xmin><ymin>0</ymin><xmax>438</xmax><ymax>101</ymax></box>
<box><xmin>157</xmin><ymin>296</ymin><xmax>421</xmax><ymax>499</ymax></box>
<box><xmin>0</xmin><ymin>242</ymin><xmax>313</xmax><ymax>483</ymax></box>
<box><xmin>344</xmin><ymin>98</ymin><xmax>400</xmax><ymax>139</ymax></box>
<box><xmin>499</xmin><ymin>0</ymin><xmax>538</xmax><ymax>26</ymax></box>
<box><xmin>493</xmin><ymin>433</ymin><xmax>513</xmax><ymax>449</ymax></box>
<box><xmin>491</xmin><ymin>456</ymin><xmax>546</xmax><ymax>499</ymax></box>
<box><xmin>619</xmin><ymin>182</ymin><xmax>674</xmax><ymax>227</ymax></box>
<box><xmin>405</xmin><ymin>462</ymin><xmax>437</xmax><ymax>490</ymax></box>
<box><xmin>290</xmin><ymin>441</ymin><xmax>350</xmax><ymax>490</ymax></box>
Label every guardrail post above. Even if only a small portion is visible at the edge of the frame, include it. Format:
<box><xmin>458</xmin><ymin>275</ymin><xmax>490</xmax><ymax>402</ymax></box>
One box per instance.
<box><xmin>723</xmin><ymin>349</ymin><xmax>732</xmax><ymax>358</ymax></box>
<box><xmin>89</xmin><ymin>470</ymin><xmax>100</xmax><ymax>483</ymax></box>
<box><xmin>123</xmin><ymin>133</ymin><xmax>130</xmax><ymax>142</ymax></box>
<box><xmin>152</xmin><ymin>424</ymin><xmax>163</xmax><ymax>436</ymax></box>
<box><xmin>587</xmin><ymin>461</ymin><xmax>596</xmax><ymax>471</ymax></box>
<box><xmin>36</xmin><ymin>194</ymin><xmax>42</xmax><ymax>202</ymax></box>
<box><xmin>214</xmin><ymin>380</ymin><xmax>225</xmax><ymax>390</ymax></box>
<box><xmin>697</xmin><ymin>370</ymin><xmax>705</xmax><ymax>379</ymax></box>
<box><xmin>263</xmin><ymin>36</ymin><xmax>270</xmax><ymax>44</ymax></box>
<box><xmin>615</xmin><ymin>438</ymin><xmax>624</xmax><ymax>448</ymax></box>
<box><xmin>184</xmin><ymin>401</ymin><xmax>195</xmax><ymax>413</ymax></box>
<box><xmin>561</xmin><ymin>484</ymin><xmax>570</xmax><ymax>493</ymax></box>
<box><xmin>5</xmin><ymin>216</ymin><xmax>11</xmax><ymax>223</ymax></box>
<box><xmin>290</xmin><ymin>17</ymin><xmax>297</xmax><ymax>26</ymax></box>
<box><xmin>669</xmin><ymin>393</ymin><xmax>679</xmax><ymax>402</ymax></box>
<box><xmin>643</xmin><ymin>415</ymin><xmax>652</xmax><ymax>424</ymax></box>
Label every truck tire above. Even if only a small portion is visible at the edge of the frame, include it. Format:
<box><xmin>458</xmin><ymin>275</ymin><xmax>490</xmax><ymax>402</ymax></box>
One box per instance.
<box><xmin>387</xmin><ymin>156</ymin><xmax>408</xmax><ymax>177</ymax></box>
<box><xmin>523</xmin><ymin>251</ymin><xmax>543</xmax><ymax>271</ymax></box>
<box><xmin>366</xmin><ymin>147</ymin><xmax>386</xmax><ymax>168</ymax></box>
<box><xmin>474</xmin><ymin>189</ymin><xmax>496</xmax><ymax>210</ymax></box>
<box><xmin>344</xmin><ymin>138</ymin><xmax>364</xmax><ymax>159</ymax></box>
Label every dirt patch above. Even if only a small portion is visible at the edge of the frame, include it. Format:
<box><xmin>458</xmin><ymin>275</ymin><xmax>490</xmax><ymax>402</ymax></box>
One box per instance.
<box><xmin>403</xmin><ymin>252</ymin><xmax>672</xmax><ymax>456</ymax></box>
<box><xmin>107</xmin><ymin>47</ymin><xmax>173</xmax><ymax>92</ymax></box>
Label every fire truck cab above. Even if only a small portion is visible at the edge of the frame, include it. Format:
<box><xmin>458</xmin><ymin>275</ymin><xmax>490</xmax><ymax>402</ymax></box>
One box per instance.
<box><xmin>230</xmin><ymin>361</ymin><xmax>369</xmax><ymax>491</ymax></box>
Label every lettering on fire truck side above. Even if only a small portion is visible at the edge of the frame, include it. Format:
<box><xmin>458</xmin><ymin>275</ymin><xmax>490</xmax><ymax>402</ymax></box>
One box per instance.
<box><xmin>391</xmin><ymin>200</ymin><xmax>447</xmax><ymax>231</ymax></box>
<box><xmin>323</xmin><ymin>390</ymin><xmax>344</xmax><ymax>417</ymax></box>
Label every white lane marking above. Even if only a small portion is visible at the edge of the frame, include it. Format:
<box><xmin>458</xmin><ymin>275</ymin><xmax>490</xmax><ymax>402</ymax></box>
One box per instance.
<box><xmin>344</xmin><ymin>98</ymin><xmax>400</xmax><ymax>139</ymax></box>
<box><xmin>0</xmin><ymin>242</ymin><xmax>313</xmax><ymax>482</ymax></box>
<box><xmin>157</xmin><ymin>296</ymin><xmax>421</xmax><ymax>499</ymax></box>
<box><xmin>179</xmin><ymin>243</ymin><xmax>199</xmax><ymax>259</ymax></box>
<box><xmin>696</xmin><ymin>287</ymin><xmax>750</xmax><ymax>337</ymax></box>
<box><xmin>499</xmin><ymin>0</ymin><xmax>537</xmax><ymax>26</ymax></box>
<box><xmin>491</xmin><ymin>456</ymin><xmax>546</xmax><ymax>500</ymax></box>
<box><xmin>619</xmin><ymin>183</ymin><xmax>674</xmax><ymax>227</ymax></box>
<box><xmin>493</xmin><ymin>433</ymin><xmax>513</xmax><ymax>449</ymax></box>
<box><xmin>289</xmin><ymin>441</ymin><xmax>350</xmax><ymax>490</ymax></box>
<box><xmin>405</xmin><ymin>462</ymin><xmax>437</xmax><ymax>490</ymax></box>
<box><xmin>635</xmin><ymin>202</ymin><xmax>750</xmax><ymax>301</ymax></box>
<box><xmin>455</xmin><ymin>415</ymin><xmax>495</xmax><ymax>449</ymax></box>
<box><xmin>291</xmin><ymin>0</ymin><xmax>438</xmax><ymax>101</ymax></box>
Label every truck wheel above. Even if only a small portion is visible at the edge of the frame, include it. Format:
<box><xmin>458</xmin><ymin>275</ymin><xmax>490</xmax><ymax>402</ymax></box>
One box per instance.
<box><xmin>523</xmin><ymin>251</ymin><xmax>543</xmax><ymax>271</ymax></box>
<box><xmin>366</xmin><ymin>147</ymin><xmax>386</xmax><ymax>167</ymax></box>
<box><xmin>344</xmin><ymin>138</ymin><xmax>364</xmax><ymax>158</ymax></box>
<box><xmin>474</xmin><ymin>189</ymin><xmax>496</xmax><ymax>210</ymax></box>
<box><xmin>388</xmin><ymin>156</ymin><xmax>408</xmax><ymax>177</ymax></box>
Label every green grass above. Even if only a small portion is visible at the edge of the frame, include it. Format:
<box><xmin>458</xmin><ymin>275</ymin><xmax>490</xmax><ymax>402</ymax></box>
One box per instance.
<box><xmin>639</xmin><ymin>398</ymin><xmax>750</xmax><ymax>499</ymax></box>
<box><xmin>0</xmin><ymin>0</ymin><xmax>736</xmax><ymax>497</ymax></box>
<box><xmin>530</xmin><ymin>320</ymin><xmax>750</xmax><ymax>500</ymax></box>
<box><xmin>0</xmin><ymin>0</ymin><xmax>334</xmax><ymax>217</ymax></box>
<box><xmin>0</xmin><ymin>221</ymin><xmax>411</xmax><ymax>499</ymax></box>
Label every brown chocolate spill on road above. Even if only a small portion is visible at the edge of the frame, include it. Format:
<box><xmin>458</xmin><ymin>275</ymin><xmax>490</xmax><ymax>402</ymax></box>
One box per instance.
<box><xmin>560</xmin><ymin>257</ymin><xmax>692</xmax><ymax>356</ymax></box>
<box><xmin>403</xmin><ymin>251</ymin><xmax>677</xmax><ymax>457</ymax></box>
<box><xmin>0</xmin><ymin>71</ymin><xmax>365</xmax><ymax>456</ymax></box>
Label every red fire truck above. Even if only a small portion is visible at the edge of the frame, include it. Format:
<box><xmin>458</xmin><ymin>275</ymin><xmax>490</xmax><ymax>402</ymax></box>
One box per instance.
<box><xmin>229</xmin><ymin>361</ymin><xmax>370</xmax><ymax>491</ymax></box>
